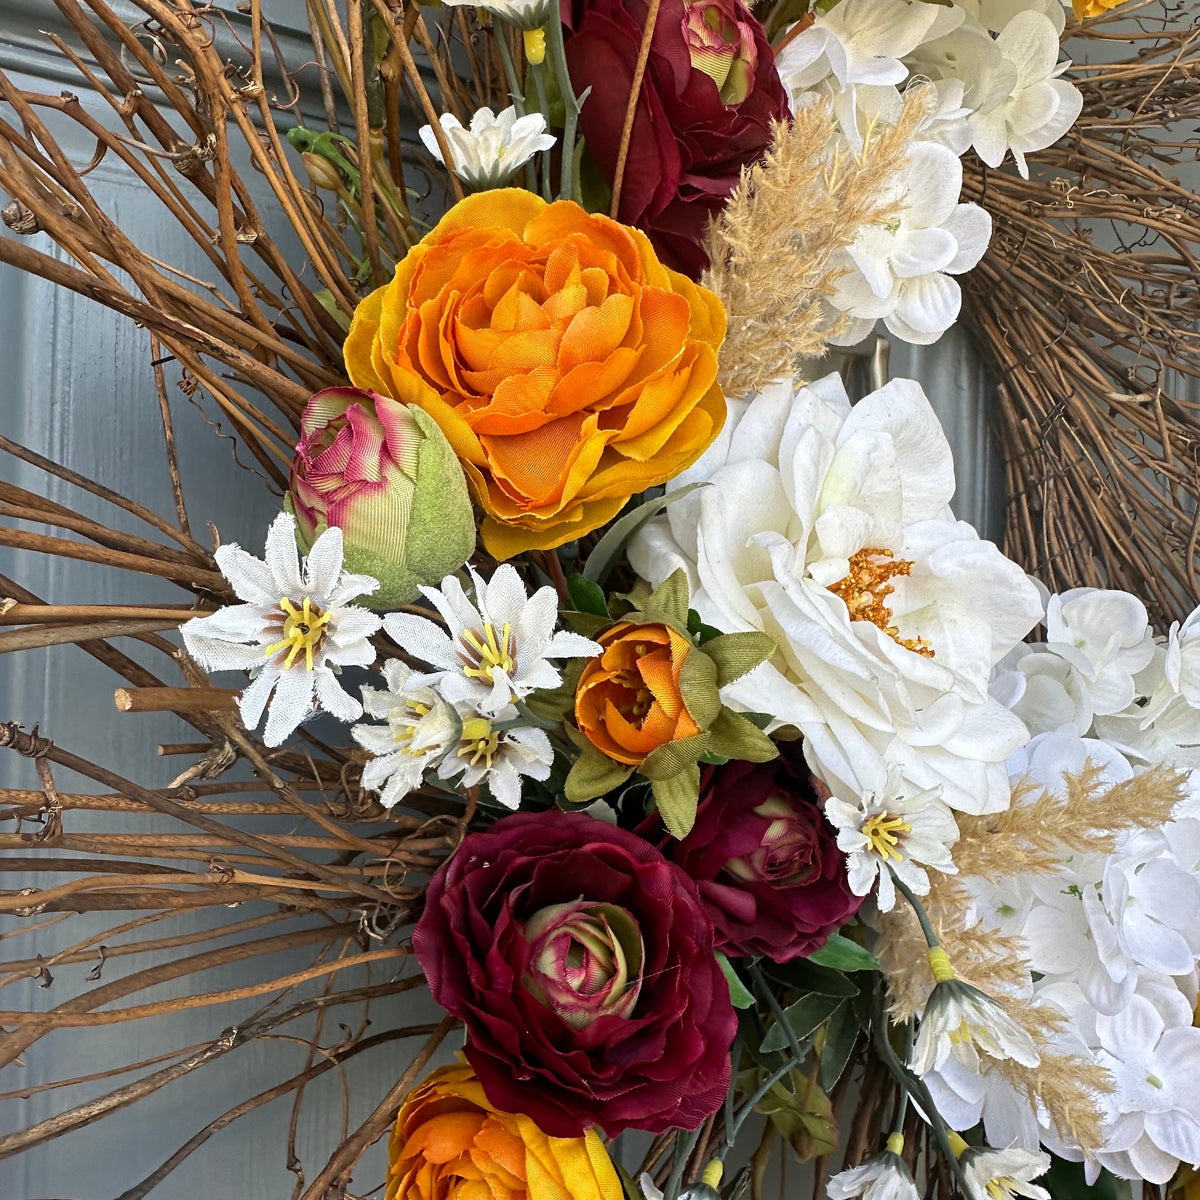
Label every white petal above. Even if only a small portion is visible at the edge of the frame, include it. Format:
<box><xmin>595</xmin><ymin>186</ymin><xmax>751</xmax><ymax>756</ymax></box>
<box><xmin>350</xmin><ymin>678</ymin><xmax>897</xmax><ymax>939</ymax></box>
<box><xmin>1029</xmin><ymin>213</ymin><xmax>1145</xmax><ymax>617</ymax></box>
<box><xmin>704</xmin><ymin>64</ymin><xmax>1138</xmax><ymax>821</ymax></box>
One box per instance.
<box><xmin>314</xmin><ymin>668</ymin><xmax>363</xmax><ymax>723</ymax></box>
<box><xmin>262</xmin><ymin>668</ymin><xmax>316</xmax><ymax>746</ymax></box>
<box><xmin>263</xmin><ymin>512</ymin><xmax>303</xmax><ymax>597</ymax></box>
<box><xmin>304</xmin><ymin>526</ymin><xmax>346</xmax><ymax>599</ymax></box>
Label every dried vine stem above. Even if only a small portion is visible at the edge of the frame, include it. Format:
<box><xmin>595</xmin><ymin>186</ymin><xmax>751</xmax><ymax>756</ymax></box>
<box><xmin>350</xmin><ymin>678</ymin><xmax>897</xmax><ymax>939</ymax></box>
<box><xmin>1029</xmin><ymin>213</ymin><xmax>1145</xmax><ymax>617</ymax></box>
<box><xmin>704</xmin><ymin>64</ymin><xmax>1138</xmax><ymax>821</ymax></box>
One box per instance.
<box><xmin>962</xmin><ymin>3</ymin><xmax>1200</xmax><ymax>625</ymax></box>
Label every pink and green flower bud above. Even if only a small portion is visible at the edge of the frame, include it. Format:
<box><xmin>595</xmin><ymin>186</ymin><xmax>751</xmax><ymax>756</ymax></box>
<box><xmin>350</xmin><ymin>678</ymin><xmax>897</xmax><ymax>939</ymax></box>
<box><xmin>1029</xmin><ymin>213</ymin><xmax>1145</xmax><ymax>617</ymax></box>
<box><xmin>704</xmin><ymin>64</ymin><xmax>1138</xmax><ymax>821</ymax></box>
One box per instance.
<box><xmin>680</xmin><ymin>0</ymin><xmax>759</xmax><ymax>105</ymax></box>
<box><xmin>288</xmin><ymin>387</ymin><xmax>476</xmax><ymax>609</ymax></box>
<box><xmin>521</xmin><ymin>899</ymin><xmax>644</xmax><ymax>1031</ymax></box>
<box><xmin>723</xmin><ymin>794</ymin><xmax>820</xmax><ymax>886</ymax></box>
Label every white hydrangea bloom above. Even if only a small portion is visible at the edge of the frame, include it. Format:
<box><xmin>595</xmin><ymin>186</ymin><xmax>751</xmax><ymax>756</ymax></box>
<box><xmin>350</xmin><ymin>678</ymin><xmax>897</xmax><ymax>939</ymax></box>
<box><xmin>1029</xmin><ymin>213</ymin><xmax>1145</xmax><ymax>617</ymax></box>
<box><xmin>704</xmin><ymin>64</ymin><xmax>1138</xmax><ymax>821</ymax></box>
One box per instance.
<box><xmin>628</xmin><ymin>372</ymin><xmax>1042</xmax><ymax>816</ymax></box>
<box><xmin>824</xmin><ymin>767</ymin><xmax>958</xmax><ymax>911</ymax></box>
<box><xmin>962</xmin><ymin>11</ymin><xmax>1083</xmax><ymax>178</ymax></box>
<box><xmin>420</xmin><ymin>106</ymin><xmax>556</xmax><ymax>190</ymax></box>
<box><xmin>181</xmin><ymin>513</ymin><xmax>381</xmax><ymax>747</ymax></box>
<box><xmin>826</xmin><ymin>140</ymin><xmax>992</xmax><ymax>346</ymax></box>
<box><xmin>383</xmin><ymin>563</ymin><xmax>599</xmax><ymax>717</ymax></box>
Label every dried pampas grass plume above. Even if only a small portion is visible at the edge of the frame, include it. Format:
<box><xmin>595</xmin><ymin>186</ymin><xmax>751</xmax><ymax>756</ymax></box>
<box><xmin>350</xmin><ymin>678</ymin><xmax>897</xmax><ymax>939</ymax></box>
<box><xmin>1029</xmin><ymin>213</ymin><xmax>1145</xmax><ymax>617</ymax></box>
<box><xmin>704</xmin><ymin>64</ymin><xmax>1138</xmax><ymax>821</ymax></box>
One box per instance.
<box><xmin>701</xmin><ymin>89</ymin><xmax>929</xmax><ymax>401</ymax></box>
<box><xmin>877</xmin><ymin>763</ymin><xmax>1187</xmax><ymax>1152</ymax></box>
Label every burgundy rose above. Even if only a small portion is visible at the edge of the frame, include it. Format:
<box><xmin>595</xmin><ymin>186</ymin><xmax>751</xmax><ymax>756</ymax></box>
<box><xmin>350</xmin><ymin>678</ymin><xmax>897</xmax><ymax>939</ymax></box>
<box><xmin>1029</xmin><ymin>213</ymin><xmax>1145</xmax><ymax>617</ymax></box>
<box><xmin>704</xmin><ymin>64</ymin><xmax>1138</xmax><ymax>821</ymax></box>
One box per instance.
<box><xmin>641</xmin><ymin>745</ymin><xmax>863</xmax><ymax>962</ymax></box>
<box><xmin>564</xmin><ymin>0</ymin><xmax>790</xmax><ymax>277</ymax></box>
<box><xmin>412</xmin><ymin>809</ymin><xmax>736</xmax><ymax>1137</ymax></box>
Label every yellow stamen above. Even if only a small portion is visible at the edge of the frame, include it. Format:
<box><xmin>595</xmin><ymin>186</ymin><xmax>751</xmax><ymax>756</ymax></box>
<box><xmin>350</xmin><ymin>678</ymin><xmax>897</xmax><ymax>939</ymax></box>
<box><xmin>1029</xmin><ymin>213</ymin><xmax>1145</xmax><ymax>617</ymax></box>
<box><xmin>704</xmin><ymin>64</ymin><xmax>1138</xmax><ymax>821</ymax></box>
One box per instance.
<box><xmin>862</xmin><ymin>811</ymin><xmax>911</xmax><ymax>863</ymax></box>
<box><xmin>886</xmin><ymin>1132</ymin><xmax>905</xmax><ymax>1155</ymax></box>
<box><xmin>461</xmin><ymin>622</ymin><xmax>516</xmax><ymax>683</ymax></box>
<box><xmin>459</xmin><ymin>716</ymin><xmax>501</xmax><ymax>769</ymax></box>
<box><xmin>829</xmin><ymin>548</ymin><xmax>934</xmax><ymax>658</ymax></box>
<box><xmin>263</xmin><ymin>596</ymin><xmax>332</xmax><ymax>671</ymax></box>
<box><xmin>523</xmin><ymin>26</ymin><xmax>547</xmax><ymax>64</ymax></box>
<box><xmin>928</xmin><ymin>945</ymin><xmax>956</xmax><ymax>984</ymax></box>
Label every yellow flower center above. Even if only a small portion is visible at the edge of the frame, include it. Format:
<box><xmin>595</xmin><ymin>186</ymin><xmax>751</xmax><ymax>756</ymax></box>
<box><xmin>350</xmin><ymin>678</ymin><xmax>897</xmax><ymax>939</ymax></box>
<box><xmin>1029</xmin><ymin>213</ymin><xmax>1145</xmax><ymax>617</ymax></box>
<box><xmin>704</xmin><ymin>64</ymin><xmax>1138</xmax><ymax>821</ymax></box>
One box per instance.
<box><xmin>986</xmin><ymin>1178</ymin><xmax>1017</xmax><ymax>1200</ymax></box>
<box><xmin>460</xmin><ymin>623</ymin><xmax>517</xmax><ymax>684</ymax></box>
<box><xmin>389</xmin><ymin>700</ymin><xmax>432</xmax><ymax>754</ymax></box>
<box><xmin>264</xmin><ymin>596</ymin><xmax>332</xmax><ymax>670</ymax></box>
<box><xmin>862</xmin><ymin>811</ymin><xmax>911</xmax><ymax>862</ymax></box>
<box><xmin>459</xmin><ymin>716</ymin><xmax>501</xmax><ymax>768</ymax></box>
<box><xmin>828</xmin><ymin>548</ymin><xmax>934</xmax><ymax>658</ymax></box>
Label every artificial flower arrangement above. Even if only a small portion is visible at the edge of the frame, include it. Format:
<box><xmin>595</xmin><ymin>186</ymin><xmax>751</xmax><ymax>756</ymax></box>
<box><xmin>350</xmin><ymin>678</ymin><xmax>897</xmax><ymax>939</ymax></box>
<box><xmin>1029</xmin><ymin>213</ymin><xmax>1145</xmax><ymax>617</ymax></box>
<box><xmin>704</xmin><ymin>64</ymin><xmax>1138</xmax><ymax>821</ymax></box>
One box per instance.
<box><xmin>5</xmin><ymin>0</ymin><xmax>1197</xmax><ymax>1196</ymax></box>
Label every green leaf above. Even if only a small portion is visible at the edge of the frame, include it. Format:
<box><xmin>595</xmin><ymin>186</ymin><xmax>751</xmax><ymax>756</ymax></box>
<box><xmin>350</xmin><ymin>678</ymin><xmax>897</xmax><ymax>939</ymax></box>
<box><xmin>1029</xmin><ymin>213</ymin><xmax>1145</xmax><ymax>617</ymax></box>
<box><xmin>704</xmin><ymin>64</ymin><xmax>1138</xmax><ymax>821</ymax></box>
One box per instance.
<box><xmin>564</xmin><ymin>741</ymin><xmax>634</xmax><ymax>804</ymax></box>
<box><xmin>677</xmin><ymin>648</ymin><xmax>720</xmax><ymax>729</ymax></box>
<box><xmin>650</xmin><ymin>763</ymin><xmax>701</xmax><ymax>838</ymax></box>
<box><xmin>644</xmin><ymin>568</ymin><xmax>691</xmax><ymax>629</ymax></box>
<box><xmin>581</xmin><ymin>483</ymin><xmax>709</xmax><ymax>584</ymax></box>
<box><xmin>760</xmin><ymin>995</ymin><xmax>844</xmax><ymax>1053</ymax></box>
<box><xmin>567</xmin><ymin>573</ymin><xmax>609</xmax><ymax>618</ymax></box>
<box><xmin>717</xmin><ymin>951</ymin><xmax>755</xmax><ymax>1009</ymax></box>
<box><xmin>806</xmin><ymin>933</ymin><xmax>880</xmax><ymax>973</ymax></box>
<box><xmin>704</xmin><ymin>708</ymin><xmax>779</xmax><ymax>763</ymax></box>
<box><xmin>687</xmin><ymin>608</ymin><xmax>724</xmax><ymax>644</ymax></box>
<box><xmin>819</xmin><ymin>1001</ymin><xmax>860</xmax><ymax>1090</ymax></box>
<box><xmin>702</xmin><ymin>631</ymin><xmax>776</xmax><ymax>687</ymax></box>
<box><xmin>764</xmin><ymin>959</ymin><xmax>860</xmax><ymax>997</ymax></box>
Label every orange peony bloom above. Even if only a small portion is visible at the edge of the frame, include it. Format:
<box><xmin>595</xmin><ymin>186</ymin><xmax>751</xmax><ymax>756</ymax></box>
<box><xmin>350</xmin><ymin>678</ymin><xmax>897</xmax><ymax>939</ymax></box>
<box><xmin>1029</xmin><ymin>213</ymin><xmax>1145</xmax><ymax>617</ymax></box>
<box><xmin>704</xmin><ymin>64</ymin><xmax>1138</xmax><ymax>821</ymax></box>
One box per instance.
<box><xmin>344</xmin><ymin>189</ymin><xmax>726</xmax><ymax>558</ymax></box>
<box><xmin>386</xmin><ymin>1062</ymin><xmax>622</xmax><ymax>1200</ymax></box>
<box><xmin>575</xmin><ymin>621</ymin><xmax>701</xmax><ymax>766</ymax></box>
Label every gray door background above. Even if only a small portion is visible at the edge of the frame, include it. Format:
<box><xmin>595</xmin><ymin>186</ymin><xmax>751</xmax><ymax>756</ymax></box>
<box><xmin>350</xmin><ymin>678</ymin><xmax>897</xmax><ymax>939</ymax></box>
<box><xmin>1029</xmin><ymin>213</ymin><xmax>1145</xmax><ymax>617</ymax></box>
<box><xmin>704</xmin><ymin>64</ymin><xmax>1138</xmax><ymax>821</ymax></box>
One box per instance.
<box><xmin>0</xmin><ymin>3</ymin><xmax>1001</xmax><ymax>1194</ymax></box>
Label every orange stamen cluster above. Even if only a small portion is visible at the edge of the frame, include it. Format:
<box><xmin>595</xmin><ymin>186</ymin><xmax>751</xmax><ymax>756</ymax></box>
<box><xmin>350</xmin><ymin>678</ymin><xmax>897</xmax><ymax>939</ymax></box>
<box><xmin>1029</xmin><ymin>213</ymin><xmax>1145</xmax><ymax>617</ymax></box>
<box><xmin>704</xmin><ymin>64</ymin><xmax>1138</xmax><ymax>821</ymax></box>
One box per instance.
<box><xmin>829</xmin><ymin>548</ymin><xmax>934</xmax><ymax>658</ymax></box>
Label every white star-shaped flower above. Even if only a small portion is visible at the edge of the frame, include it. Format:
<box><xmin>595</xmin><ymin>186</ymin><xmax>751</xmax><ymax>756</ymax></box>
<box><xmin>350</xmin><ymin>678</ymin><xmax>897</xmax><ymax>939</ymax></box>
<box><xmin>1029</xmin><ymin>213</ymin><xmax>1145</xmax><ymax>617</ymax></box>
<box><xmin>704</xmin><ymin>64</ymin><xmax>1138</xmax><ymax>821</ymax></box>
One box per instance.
<box><xmin>181</xmin><ymin>513</ymin><xmax>381</xmax><ymax>747</ymax></box>
<box><xmin>437</xmin><ymin>702</ymin><xmax>553</xmax><ymax>810</ymax></box>
<box><xmin>383</xmin><ymin>564</ymin><xmax>600</xmax><ymax>717</ymax></box>
<box><xmin>912</xmin><ymin>963</ymin><xmax>1041</xmax><ymax>1076</ymax></box>
<box><xmin>828</xmin><ymin>1137</ymin><xmax>921</xmax><ymax>1200</ymax></box>
<box><xmin>825</xmin><ymin>769</ymin><xmax>958</xmax><ymax>912</ymax></box>
<box><xmin>420</xmin><ymin>106</ymin><xmax>557</xmax><ymax>190</ymax></box>
<box><xmin>352</xmin><ymin>661</ymin><xmax>457</xmax><ymax>808</ymax></box>
<box><xmin>959</xmin><ymin>1145</ymin><xmax>1051</xmax><ymax>1200</ymax></box>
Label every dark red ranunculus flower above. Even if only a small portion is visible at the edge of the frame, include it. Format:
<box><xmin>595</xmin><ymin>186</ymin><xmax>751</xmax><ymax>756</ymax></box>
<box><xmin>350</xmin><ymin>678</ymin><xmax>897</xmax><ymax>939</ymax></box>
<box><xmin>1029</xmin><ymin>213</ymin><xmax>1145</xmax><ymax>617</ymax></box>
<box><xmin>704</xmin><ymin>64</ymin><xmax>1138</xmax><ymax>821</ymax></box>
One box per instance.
<box><xmin>412</xmin><ymin>809</ymin><xmax>736</xmax><ymax>1137</ymax></box>
<box><xmin>641</xmin><ymin>745</ymin><xmax>862</xmax><ymax>962</ymax></box>
<box><xmin>563</xmin><ymin>0</ymin><xmax>790</xmax><ymax>277</ymax></box>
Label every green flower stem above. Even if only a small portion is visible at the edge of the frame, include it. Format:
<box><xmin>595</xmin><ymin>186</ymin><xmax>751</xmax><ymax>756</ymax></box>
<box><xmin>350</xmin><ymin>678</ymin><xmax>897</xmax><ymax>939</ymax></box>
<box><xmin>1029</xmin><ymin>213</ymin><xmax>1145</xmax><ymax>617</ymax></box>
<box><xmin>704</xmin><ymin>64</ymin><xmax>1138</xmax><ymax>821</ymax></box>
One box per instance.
<box><xmin>726</xmin><ymin>1057</ymin><xmax>800</xmax><ymax>1143</ymax></box>
<box><xmin>869</xmin><ymin>985</ymin><xmax>970</xmax><ymax>1193</ymax></box>
<box><xmin>749</xmin><ymin>961</ymin><xmax>808</xmax><ymax>1069</ymax></box>
<box><xmin>888</xmin><ymin>867</ymin><xmax>941</xmax><ymax>950</ymax></box>
<box><xmin>664</xmin><ymin>1126</ymin><xmax>703</xmax><ymax>1200</ymax></box>
<box><xmin>528</xmin><ymin>60</ymin><xmax>555</xmax><ymax>202</ymax></box>
<box><xmin>494</xmin><ymin>25</ymin><xmax>538</xmax><ymax>194</ymax></box>
<box><xmin>546</xmin><ymin>14</ymin><xmax>583</xmax><ymax>202</ymax></box>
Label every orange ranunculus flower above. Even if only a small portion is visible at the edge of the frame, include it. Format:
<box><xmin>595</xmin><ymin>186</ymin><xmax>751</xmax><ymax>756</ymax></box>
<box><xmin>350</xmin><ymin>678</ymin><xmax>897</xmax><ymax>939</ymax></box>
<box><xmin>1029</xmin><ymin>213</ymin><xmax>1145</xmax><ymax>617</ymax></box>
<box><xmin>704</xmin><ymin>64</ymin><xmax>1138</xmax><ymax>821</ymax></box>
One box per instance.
<box><xmin>386</xmin><ymin>1062</ymin><xmax>622</xmax><ymax>1200</ymax></box>
<box><xmin>1072</xmin><ymin>0</ymin><xmax>1130</xmax><ymax>16</ymax></box>
<box><xmin>575</xmin><ymin>621</ymin><xmax>701</xmax><ymax>766</ymax></box>
<box><xmin>343</xmin><ymin>189</ymin><xmax>727</xmax><ymax>559</ymax></box>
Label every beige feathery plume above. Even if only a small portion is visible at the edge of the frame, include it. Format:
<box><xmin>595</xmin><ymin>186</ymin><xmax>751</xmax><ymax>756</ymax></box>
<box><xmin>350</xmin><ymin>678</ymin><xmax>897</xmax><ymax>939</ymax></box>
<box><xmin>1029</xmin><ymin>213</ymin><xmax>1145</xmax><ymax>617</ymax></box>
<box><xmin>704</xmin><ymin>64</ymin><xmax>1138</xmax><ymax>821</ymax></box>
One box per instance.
<box><xmin>878</xmin><ymin>763</ymin><xmax>1187</xmax><ymax>1152</ymax></box>
<box><xmin>701</xmin><ymin>89</ymin><xmax>929</xmax><ymax>401</ymax></box>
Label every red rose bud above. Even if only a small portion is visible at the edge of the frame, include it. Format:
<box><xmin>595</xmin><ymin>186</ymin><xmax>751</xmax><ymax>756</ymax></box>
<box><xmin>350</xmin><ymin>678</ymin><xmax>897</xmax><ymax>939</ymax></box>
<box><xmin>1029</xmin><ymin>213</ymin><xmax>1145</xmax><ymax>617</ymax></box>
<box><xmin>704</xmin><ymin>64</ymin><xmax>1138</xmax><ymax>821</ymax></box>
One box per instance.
<box><xmin>412</xmin><ymin>809</ymin><xmax>736</xmax><ymax>1137</ymax></box>
<box><xmin>288</xmin><ymin>387</ymin><xmax>475</xmax><ymax>609</ymax></box>
<box><xmin>640</xmin><ymin>744</ymin><xmax>863</xmax><ymax>962</ymax></box>
<box><xmin>564</xmin><ymin>0</ymin><xmax>789</xmax><ymax>277</ymax></box>
<box><xmin>681</xmin><ymin>0</ymin><xmax>759</xmax><ymax>105</ymax></box>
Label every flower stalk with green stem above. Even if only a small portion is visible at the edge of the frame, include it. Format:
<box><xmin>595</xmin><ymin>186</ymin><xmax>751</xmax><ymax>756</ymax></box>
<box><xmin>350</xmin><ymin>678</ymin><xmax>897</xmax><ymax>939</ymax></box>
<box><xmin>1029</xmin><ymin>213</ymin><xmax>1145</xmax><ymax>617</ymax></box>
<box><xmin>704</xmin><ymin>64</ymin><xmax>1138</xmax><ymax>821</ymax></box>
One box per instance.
<box><xmin>546</xmin><ymin>13</ymin><xmax>586</xmax><ymax>201</ymax></box>
<box><xmin>491</xmin><ymin>23</ymin><xmax>539</xmax><ymax>193</ymax></box>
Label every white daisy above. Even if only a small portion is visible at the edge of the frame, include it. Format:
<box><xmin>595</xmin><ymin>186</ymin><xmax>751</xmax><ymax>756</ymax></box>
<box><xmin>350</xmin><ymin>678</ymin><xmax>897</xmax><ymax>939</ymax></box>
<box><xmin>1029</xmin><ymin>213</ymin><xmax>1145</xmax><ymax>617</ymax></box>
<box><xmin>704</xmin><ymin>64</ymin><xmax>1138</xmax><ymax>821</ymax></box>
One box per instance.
<box><xmin>383</xmin><ymin>564</ymin><xmax>600</xmax><ymax>716</ymax></box>
<box><xmin>911</xmin><ymin>952</ymin><xmax>1041</xmax><ymax>1076</ymax></box>
<box><xmin>352</xmin><ymin>661</ymin><xmax>457</xmax><ymax>808</ymax></box>
<box><xmin>959</xmin><ymin>1144</ymin><xmax>1051</xmax><ymax>1200</ymax></box>
<box><xmin>181</xmin><ymin>513</ymin><xmax>381</xmax><ymax>747</ymax></box>
<box><xmin>437</xmin><ymin>702</ymin><xmax>553</xmax><ymax>810</ymax></box>
<box><xmin>825</xmin><ymin>769</ymin><xmax>959</xmax><ymax>912</ymax></box>
<box><xmin>827</xmin><ymin>1135</ymin><xmax>921</xmax><ymax>1200</ymax></box>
